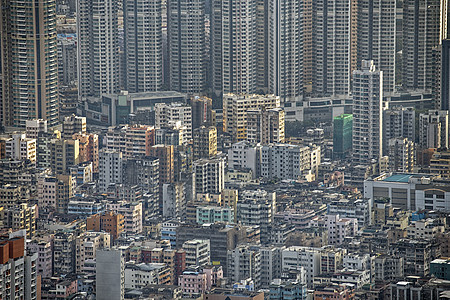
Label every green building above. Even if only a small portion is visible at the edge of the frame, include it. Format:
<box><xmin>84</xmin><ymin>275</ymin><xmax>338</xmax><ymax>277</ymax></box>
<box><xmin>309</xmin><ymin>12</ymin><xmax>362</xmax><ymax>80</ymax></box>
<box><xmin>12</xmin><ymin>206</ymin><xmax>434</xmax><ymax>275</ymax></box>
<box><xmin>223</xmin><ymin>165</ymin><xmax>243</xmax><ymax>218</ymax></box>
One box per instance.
<box><xmin>430</xmin><ymin>259</ymin><xmax>450</xmax><ymax>280</ymax></box>
<box><xmin>333</xmin><ymin>114</ymin><xmax>353</xmax><ymax>159</ymax></box>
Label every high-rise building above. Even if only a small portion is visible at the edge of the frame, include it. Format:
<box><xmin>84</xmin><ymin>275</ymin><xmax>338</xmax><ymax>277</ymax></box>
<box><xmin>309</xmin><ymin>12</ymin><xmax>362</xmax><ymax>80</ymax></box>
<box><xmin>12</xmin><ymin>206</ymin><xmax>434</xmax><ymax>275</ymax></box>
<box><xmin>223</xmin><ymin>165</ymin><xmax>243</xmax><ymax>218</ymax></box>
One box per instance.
<box><xmin>388</xmin><ymin>138</ymin><xmax>414</xmax><ymax>173</ymax></box>
<box><xmin>247</xmin><ymin>108</ymin><xmax>285</xmax><ymax>144</ymax></box>
<box><xmin>168</xmin><ymin>0</ymin><xmax>206</xmax><ymax>94</ymax></box>
<box><xmin>402</xmin><ymin>0</ymin><xmax>441</xmax><ymax>91</ymax></box>
<box><xmin>382</xmin><ymin>106</ymin><xmax>415</xmax><ymax>155</ymax></box>
<box><xmin>213</xmin><ymin>0</ymin><xmax>257</xmax><ymax>95</ymax></box>
<box><xmin>223</xmin><ymin>94</ymin><xmax>280</xmax><ymax>142</ymax></box>
<box><xmin>183</xmin><ymin>239</ymin><xmax>210</xmax><ymax>267</ymax></box>
<box><xmin>87</xmin><ymin>211</ymin><xmax>125</xmax><ymax>240</ymax></box>
<box><xmin>430</xmin><ymin>149</ymin><xmax>450</xmax><ymax>179</ymax></box>
<box><xmin>190</xmin><ymin>96</ymin><xmax>215</xmax><ymax>129</ymax></box>
<box><xmin>357</xmin><ymin>0</ymin><xmax>396</xmax><ymax>93</ymax></box>
<box><xmin>124</xmin><ymin>0</ymin><xmax>163</xmax><ymax>92</ymax></box>
<box><xmin>99</xmin><ymin>149</ymin><xmax>123</xmax><ymax>193</ymax></box>
<box><xmin>53</xmin><ymin>231</ymin><xmax>76</xmax><ymax>275</ymax></box>
<box><xmin>62</xmin><ymin>115</ymin><xmax>87</xmax><ymax>138</ymax></box>
<box><xmin>0</xmin><ymin>0</ymin><xmax>59</xmax><ymax>127</ymax></box>
<box><xmin>237</xmin><ymin>190</ymin><xmax>276</xmax><ymax>244</ymax></box>
<box><xmin>0</xmin><ymin>232</ymin><xmax>38</xmax><ymax>300</ymax></box>
<box><xmin>311</xmin><ymin>0</ymin><xmax>353</xmax><ymax>96</ymax></box>
<box><xmin>193</xmin><ymin>157</ymin><xmax>225</xmax><ymax>197</ymax></box>
<box><xmin>105</xmin><ymin>125</ymin><xmax>155</xmax><ymax>159</ymax></box>
<box><xmin>268</xmin><ymin>0</ymin><xmax>302</xmax><ymax>100</ymax></box>
<box><xmin>50</xmin><ymin>138</ymin><xmax>80</xmax><ymax>175</ymax></box>
<box><xmin>77</xmin><ymin>0</ymin><xmax>119</xmax><ymax>97</ymax></box>
<box><xmin>419</xmin><ymin>110</ymin><xmax>449</xmax><ymax>149</ymax></box>
<box><xmin>57</xmin><ymin>34</ymin><xmax>78</xmax><ymax>87</ymax></box>
<box><xmin>123</xmin><ymin>156</ymin><xmax>160</xmax><ymax>217</ymax></box>
<box><xmin>155</xmin><ymin>103</ymin><xmax>192</xmax><ymax>139</ymax></box>
<box><xmin>441</xmin><ymin>40</ymin><xmax>450</xmax><ymax>110</ymax></box>
<box><xmin>260</xmin><ymin>144</ymin><xmax>321</xmax><ymax>180</ymax></box>
<box><xmin>333</xmin><ymin>114</ymin><xmax>353</xmax><ymax>159</ymax></box>
<box><xmin>227</xmin><ymin>245</ymin><xmax>262</xmax><ymax>289</ymax></box>
<box><xmin>96</xmin><ymin>249</ymin><xmax>125</xmax><ymax>300</ymax></box>
<box><xmin>193</xmin><ymin>126</ymin><xmax>217</xmax><ymax>160</ymax></box>
<box><xmin>149</xmin><ymin>145</ymin><xmax>175</xmax><ymax>184</ymax></box>
<box><xmin>352</xmin><ymin>60</ymin><xmax>383</xmax><ymax>165</ymax></box>
<box><xmin>162</xmin><ymin>182</ymin><xmax>186</xmax><ymax>219</ymax></box>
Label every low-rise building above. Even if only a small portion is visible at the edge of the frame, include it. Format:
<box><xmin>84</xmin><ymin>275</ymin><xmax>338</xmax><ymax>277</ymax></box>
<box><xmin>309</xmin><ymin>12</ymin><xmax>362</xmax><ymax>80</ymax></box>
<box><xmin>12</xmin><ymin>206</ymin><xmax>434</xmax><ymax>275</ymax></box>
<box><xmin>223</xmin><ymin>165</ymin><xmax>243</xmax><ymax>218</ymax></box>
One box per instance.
<box><xmin>106</xmin><ymin>201</ymin><xmax>143</xmax><ymax>235</ymax></box>
<box><xmin>124</xmin><ymin>262</ymin><xmax>171</xmax><ymax>289</ymax></box>
<box><xmin>183</xmin><ymin>239</ymin><xmax>210</xmax><ymax>267</ymax></box>
<box><xmin>86</xmin><ymin>211</ymin><xmax>125</xmax><ymax>240</ymax></box>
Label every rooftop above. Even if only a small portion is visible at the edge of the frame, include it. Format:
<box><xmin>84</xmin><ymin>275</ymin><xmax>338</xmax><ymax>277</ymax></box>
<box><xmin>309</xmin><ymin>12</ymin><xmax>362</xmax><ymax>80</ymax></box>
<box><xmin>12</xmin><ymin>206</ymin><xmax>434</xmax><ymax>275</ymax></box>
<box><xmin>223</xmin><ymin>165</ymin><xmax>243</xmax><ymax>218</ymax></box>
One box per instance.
<box><xmin>382</xmin><ymin>174</ymin><xmax>414</xmax><ymax>183</ymax></box>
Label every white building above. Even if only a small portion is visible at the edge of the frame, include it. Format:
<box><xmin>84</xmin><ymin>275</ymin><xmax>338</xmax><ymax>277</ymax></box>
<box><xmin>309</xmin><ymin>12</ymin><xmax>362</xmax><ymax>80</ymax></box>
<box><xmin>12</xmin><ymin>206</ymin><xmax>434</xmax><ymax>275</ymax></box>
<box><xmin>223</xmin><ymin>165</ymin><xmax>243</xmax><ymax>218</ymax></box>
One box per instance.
<box><xmin>25</xmin><ymin>119</ymin><xmax>48</xmax><ymax>139</ymax></box>
<box><xmin>402</xmin><ymin>0</ymin><xmax>441</xmax><ymax>91</ymax></box>
<box><xmin>124</xmin><ymin>262</ymin><xmax>169</xmax><ymax>289</ymax></box>
<box><xmin>168</xmin><ymin>0</ymin><xmax>205</xmax><ymax>94</ymax></box>
<box><xmin>227</xmin><ymin>141</ymin><xmax>259</xmax><ymax>178</ymax></box>
<box><xmin>406</xmin><ymin>219</ymin><xmax>445</xmax><ymax>239</ymax></box>
<box><xmin>328</xmin><ymin>199</ymin><xmax>371</xmax><ymax>229</ymax></box>
<box><xmin>96</xmin><ymin>249</ymin><xmax>124</xmax><ymax>300</ymax></box>
<box><xmin>218</xmin><ymin>0</ymin><xmax>257</xmax><ymax>95</ymax></box>
<box><xmin>357</xmin><ymin>0</ymin><xmax>396</xmax><ymax>93</ymax></box>
<box><xmin>183</xmin><ymin>240</ymin><xmax>210</xmax><ymax>267</ymax></box>
<box><xmin>281</xmin><ymin>246</ymin><xmax>321</xmax><ymax>287</ymax></box>
<box><xmin>162</xmin><ymin>182</ymin><xmax>186</xmax><ymax>219</ymax></box>
<box><xmin>0</xmin><ymin>231</ymin><xmax>38</xmax><ymax>300</ymax></box>
<box><xmin>227</xmin><ymin>245</ymin><xmax>262</xmax><ymax>289</ymax></box>
<box><xmin>77</xmin><ymin>0</ymin><xmax>119</xmax><ymax>97</ymax></box>
<box><xmin>352</xmin><ymin>60</ymin><xmax>383</xmax><ymax>165</ymax></box>
<box><xmin>268</xmin><ymin>0</ymin><xmax>302</xmax><ymax>100</ymax></box>
<box><xmin>364</xmin><ymin>173</ymin><xmax>450</xmax><ymax>211</ymax></box>
<box><xmin>260</xmin><ymin>143</ymin><xmax>320</xmax><ymax>180</ymax></box>
<box><xmin>343</xmin><ymin>253</ymin><xmax>372</xmax><ymax>273</ymax></box>
<box><xmin>237</xmin><ymin>190</ymin><xmax>276</xmax><ymax>244</ymax></box>
<box><xmin>6</xmin><ymin>134</ymin><xmax>36</xmax><ymax>164</ymax></box>
<box><xmin>155</xmin><ymin>103</ymin><xmax>192</xmax><ymax>139</ymax></box>
<box><xmin>124</xmin><ymin>0</ymin><xmax>163</xmax><ymax>92</ymax></box>
<box><xmin>99</xmin><ymin>149</ymin><xmax>123</xmax><ymax>193</ymax></box>
<box><xmin>325</xmin><ymin>214</ymin><xmax>358</xmax><ymax>245</ymax></box>
<box><xmin>382</xmin><ymin>106</ymin><xmax>415</xmax><ymax>155</ymax></box>
<box><xmin>418</xmin><ymin>110</ymin><xmax>449</xmax><ymax>149</ymax></box>
<box><xmin>193</xmin><ymin>157</ymin><xmax>225</xmax><ymax>197</ymax></box>
<box><xmin>76</xmin><ymin>232</ymin><xmax>111</xmax><ymax>273</ymax></box>
<box><xmin>388</xmin><ymin>138</ymin><xmax>414</xmax><ymax>173</ymax></box>
<box><xmin>223</xmin><ymin>94</ymin><xmax>280</xmax><ymax>142</ymax></box>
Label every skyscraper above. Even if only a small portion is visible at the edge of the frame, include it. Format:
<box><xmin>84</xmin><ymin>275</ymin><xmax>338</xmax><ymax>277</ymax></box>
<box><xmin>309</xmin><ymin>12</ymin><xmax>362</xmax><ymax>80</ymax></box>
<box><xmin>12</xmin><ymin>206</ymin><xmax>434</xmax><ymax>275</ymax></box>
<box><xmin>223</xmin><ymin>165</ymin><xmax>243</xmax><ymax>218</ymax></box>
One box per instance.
<box><xmin>168</xmin><ymin>0</ymin><xmax>206</xmax><ymax>94</ymax></box>
<box><xmin>357</xmin><ymin>0</ymin><xmax>396</xmax><ymax>93</ymax></box>
<box><xmin>96</xmin><ymin>249</ymin><xmax>125</xmax><ymax>300</ymax></box>
<box><xmin>77</xmin><ymin>0</ymin><xmax>119</xmax><ymax>97</ymax></box>
<box><xmin>312</xmin><ymin>0</ymin><xmax>352</xmax><ymax>96</ymax></box>
<box><xmin>0</xmin><ymin>0</ymin><xmax>59</xmax><ymax>127</ymax></box>
<box><xmin>441</xmin><ymin>40</ymin><xmax>450</xmax><ymax>110</ymax></box>
<box><xmin>124</xmin><ymin>0</ymin><xmax>163</xmax><ymax>93</ymax></box>
<box><xmin>268</xmin><ymin>0</ymin><xmax>302</xmax><ymax>100</ymax></box>
<box><xmin>352</xmin><ymin>60</ymin><xmax>383</xmax><ymax>165</ymax></box>
<box><xmin>213</xmin><ymin>0</ymin><xmax>257</xmax><ymax>95</ymax></box>
<box><xmin>402</xmin><ymin>0</ymin><xmax>441</xmax><ymax>91</ymax></box>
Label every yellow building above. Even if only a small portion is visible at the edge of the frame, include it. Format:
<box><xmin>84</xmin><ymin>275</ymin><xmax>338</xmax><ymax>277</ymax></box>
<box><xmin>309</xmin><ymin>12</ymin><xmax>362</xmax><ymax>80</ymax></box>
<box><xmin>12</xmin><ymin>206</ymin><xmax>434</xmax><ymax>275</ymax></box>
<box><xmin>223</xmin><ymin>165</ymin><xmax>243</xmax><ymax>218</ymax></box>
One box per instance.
<box><xmin>223</xmin><ymin>94</ymin><xmax>280</xmax><ymax>141</ymax></box>
<box><xmin>193</xmin><ymin>126</ymin><xmax>217</xmax><ymax>160</ymax></box>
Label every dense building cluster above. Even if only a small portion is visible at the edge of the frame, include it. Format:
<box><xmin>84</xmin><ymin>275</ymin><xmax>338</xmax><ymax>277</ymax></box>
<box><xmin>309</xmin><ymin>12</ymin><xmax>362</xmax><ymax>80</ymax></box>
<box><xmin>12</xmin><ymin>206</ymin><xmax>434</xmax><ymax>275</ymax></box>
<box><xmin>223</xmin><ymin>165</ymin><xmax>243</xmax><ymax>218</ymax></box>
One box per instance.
<box><xmin>2</xmin><ymin>0</ymin><xmax>450</xmax><ymax>299</ymax></box>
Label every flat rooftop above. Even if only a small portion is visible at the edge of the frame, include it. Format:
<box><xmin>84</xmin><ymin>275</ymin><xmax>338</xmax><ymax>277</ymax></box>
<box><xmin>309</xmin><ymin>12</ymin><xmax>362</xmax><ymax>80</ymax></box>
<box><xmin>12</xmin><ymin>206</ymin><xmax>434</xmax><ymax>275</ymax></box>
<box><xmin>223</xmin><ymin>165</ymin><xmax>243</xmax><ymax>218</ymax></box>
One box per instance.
<box><xmin>382</xmin><ymin>174</ymin><xmax>414</xmax><ymax>183</ymax></box>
